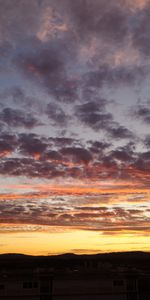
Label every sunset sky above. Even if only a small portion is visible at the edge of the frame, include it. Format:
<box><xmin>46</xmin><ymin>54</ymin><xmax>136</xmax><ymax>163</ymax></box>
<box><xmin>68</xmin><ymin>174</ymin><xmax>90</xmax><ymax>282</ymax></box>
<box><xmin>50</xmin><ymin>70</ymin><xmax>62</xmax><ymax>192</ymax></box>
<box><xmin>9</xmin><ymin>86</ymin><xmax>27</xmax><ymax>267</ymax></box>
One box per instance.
<box><xmin>0</xmin><ymin>0</ymin><xmax>150</xmax><ymax>255</ymax></box>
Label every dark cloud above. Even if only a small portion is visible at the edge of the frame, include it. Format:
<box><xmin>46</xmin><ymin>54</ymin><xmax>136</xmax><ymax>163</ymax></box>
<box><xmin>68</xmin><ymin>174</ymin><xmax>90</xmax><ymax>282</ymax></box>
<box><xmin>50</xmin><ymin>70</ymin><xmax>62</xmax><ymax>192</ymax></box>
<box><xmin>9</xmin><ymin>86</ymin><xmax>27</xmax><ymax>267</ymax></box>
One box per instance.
<box><xmin>0</xmin><ymin>133</ymin><xmax>17</xmax><ymax>157</ymax></box>
<box><xmin>76</xmin><ymin>100</ymin><xmax>106</xmax><ymax>113</ymax></box>
<box><xmin>88</xmin><ymin>140</ymin><xmax>111</xmax><ymax>154</ymax></box>
<box><xmin>0</xmin><ymin>156</ymin><xmax>80</xmax><ymax>179</ymax></box>
<box><xmin>140</xmin><ymin>151</ymin><xmax>150</xmax><ymax>161</ymax></box>
<box><xmin>132</xmin><ymin>3</ymin><xmax>150</xmax><ymax>57</ymax></box>
<box><xmin>75</xmin><ymin>100</ymin><xmax>135</xmax><ymax>140</ymax></box>
<box><xmin>11</xmin><ymin>86</ymin><xmax>25</xmax><ymax>103</ymax></box>
<box><xmin>75</xmin><ymin>100</ymin><xmax>113</xmax><ymax>130</ymax></box>
<box><xmin>110</xmin><ymin>149</ymin><xmax>133</xmax><ymax>162</ymax></box>
<box><xmin>0</xmin><ymin>87</ymin><xmax>25</xmax><ymax>105</ymax></box>
<box><xmin>52</xmin><ymin>80</ymin><xmax>79</xmax><ymax>103</ymax></box>
<box><xmin>108</xmin><ymin>125</ymin><xmax>134</xmax><ymax>140</ymax></box>
<box><xmin>0</xmin><ymin>107</ymin><xmax>40</xmax><ymax>128</ymax></box>
<box><xmin>109</xmin><ymin>143</ymin><xmax>136</xmax><ymax>163</ymax></box>
<box><xmin>0</xmin><ymin>41</ymin><xmax>13</xmax><ymax>61</ymax></box>
<box><xmin>66</xmin><ymin>0</ymin><xmax>128</xmax><ymax>42</ymax></box>
<box><xmin>18</xmin><ymin>133</ymin><xmax>47</xmax><ymax>158</ymax></box>
<box><xmin>60</xmin><ymin>147</ymin><xmax>92</xmax><ymax>164</ymax></box>
<box><xmin>0</xmin><ymin>157</ymin><xmax>61</xmax><ymax>178</ymax></box>
<box><xmin>10</xmin><ymin>87</ymin><xmax>41</xmax><ymax>110</ymax></box>
<box><xmin>134</xmin><ymin>105</ymin><xmax>150</xmax><ymax>124</ymax></box>
<box><xmin>83</xmin><ymin>64</ymin><xmax>146</xmax><ymax>89</ymax></box>
<box><xmin>48</xmin><ymin>137</ymin><xmax>78</xmax><ymax>147</ymax></box>
<box><xmin>75</xmin><ymin>206</ymin><xmax>108</xmax><ymax>212</ymax></box>
<box><xmin>17</xmin><ymin>33</ymin><xmax>79</xmax><ymax>101</ymax></box>
<box><xmin>133</xmin><ymin>157</ymin><xmax>150</xmax><ymax>173</ymax></box>
<box><xmin>0</xmin><ymin>130</ymin><xmax>149</xmax><ymax>184</ymax></box>
<box><xmin>43</xmin><ymin>150</ymin><xmax>62</xmax><ymax>162</ymax></box>
<box><xmin>0</xmin><ymin>87</ymin><xmax>42</xmax><ymax>118</ymax></box>
<box><xmin>46</xmin><ymin>102</ymin><xmax>67</xmax><ymax>126</ymax></box>
<box><xmin>144</xmin><ymin>135</ymin><xmax>150</xmax><ymax>148</ymax></box>
<box><xmin>0</xmin><ymin>158</ymin><xmax>33</xmax><ymax>177</ymax></box>
<box><xmin>19</xmin><ymin>39</ymin><xmax>65</xmax><ymax>86</ymax></box>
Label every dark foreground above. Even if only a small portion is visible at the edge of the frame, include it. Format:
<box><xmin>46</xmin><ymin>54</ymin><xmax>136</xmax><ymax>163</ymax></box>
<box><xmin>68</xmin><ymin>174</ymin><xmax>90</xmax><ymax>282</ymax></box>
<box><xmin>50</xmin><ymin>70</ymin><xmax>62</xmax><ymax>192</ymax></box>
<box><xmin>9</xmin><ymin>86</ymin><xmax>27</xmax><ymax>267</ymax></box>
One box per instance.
<box><xmin>0</xmin><ymin>251</ymin><xmax>150</xmax><ymax>300</ymax></box>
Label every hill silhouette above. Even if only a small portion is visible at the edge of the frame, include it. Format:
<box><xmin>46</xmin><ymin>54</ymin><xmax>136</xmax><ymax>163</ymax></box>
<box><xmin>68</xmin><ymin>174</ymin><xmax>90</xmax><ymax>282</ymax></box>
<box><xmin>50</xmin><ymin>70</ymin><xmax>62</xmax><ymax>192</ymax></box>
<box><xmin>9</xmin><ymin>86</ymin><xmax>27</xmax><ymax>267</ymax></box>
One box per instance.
<box><xmin>0</xmin><ymin>251</ymin><xmax>149</xmax><ymax>272</ymax></box>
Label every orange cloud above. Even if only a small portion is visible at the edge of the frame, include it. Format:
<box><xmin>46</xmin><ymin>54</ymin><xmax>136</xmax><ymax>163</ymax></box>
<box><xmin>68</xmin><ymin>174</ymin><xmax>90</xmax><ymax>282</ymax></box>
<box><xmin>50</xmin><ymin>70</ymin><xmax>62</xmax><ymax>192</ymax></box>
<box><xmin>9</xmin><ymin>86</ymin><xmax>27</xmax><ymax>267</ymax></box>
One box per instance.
<box><xmin>37</xmin><ymin>6</ymin><xmax>68</xmax><ymax>42</ymax></box>
<box><xmin>124</xmin><ymin>0</ymin><xmax>149</xmax><ymax>10</ymax></box>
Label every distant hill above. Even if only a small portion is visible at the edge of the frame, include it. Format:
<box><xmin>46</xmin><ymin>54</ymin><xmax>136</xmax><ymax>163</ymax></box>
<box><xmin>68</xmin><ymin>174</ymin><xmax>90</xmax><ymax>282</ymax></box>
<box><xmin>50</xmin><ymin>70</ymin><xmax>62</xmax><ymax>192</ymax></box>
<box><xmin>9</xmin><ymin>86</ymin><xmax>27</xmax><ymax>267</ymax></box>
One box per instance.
<box><xmin>0</xmin><ymin>251</ymin><xmax>149</xmax><ymax>272</ymax></box>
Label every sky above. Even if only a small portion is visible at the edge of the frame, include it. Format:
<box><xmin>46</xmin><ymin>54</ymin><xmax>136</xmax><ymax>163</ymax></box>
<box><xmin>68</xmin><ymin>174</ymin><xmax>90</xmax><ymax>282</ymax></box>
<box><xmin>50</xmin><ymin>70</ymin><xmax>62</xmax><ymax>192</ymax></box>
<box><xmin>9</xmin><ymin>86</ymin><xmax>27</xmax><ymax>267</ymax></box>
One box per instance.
<box><xmin>0</xmin><ymin>0</ymin><xmax>150</xmax><ymax>255</ymax></box>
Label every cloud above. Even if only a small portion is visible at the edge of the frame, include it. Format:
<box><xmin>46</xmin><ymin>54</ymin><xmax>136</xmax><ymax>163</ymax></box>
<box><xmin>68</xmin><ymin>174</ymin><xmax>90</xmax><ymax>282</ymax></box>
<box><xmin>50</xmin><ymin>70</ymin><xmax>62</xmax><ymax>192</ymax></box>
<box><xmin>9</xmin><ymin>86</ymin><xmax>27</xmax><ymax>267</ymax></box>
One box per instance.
<box><xmin>65</xmin><ymin>0</ymin><xmax>128</xmax><ymax>43</ymax></box>
<box><xmin>110</xmin><ymin>148</ymin><xmax>134</xmax><ymax>162</ymax></box>
<box><xmin>18</xmin><ymin>133</ymin><xmax>47</xmax><ymax>158</ymax></box>
<box><xmin>88</xmin><ymin>140</ymin><xmax>111</xmax><ymax>154</ymax></box>
<box><xmin>0</xmin><ymin>125</ymin><xmax>149</xmax><ymax>193</ymax></box>
<box><xmin>0</xmin><ymin>0</ymin><xmax>150</xmax><ymax>249</ymax></box>
<box><xmin>0</xmin><ymin>130</ymin><xmax>149</xmax><ymax>185</ymax></box>
<box><xmin>20</xmin><ymin>39</ymin><xmax>65</xmax><ymax>86</ymax></box>
<box><xmin>134</xmin><ymin>104</ymin><xmax>150</xmax><ymax>124</ymax></box>
<box><xmin>144</xmin><ymin>135</ymin><xmax>150</xmax><ymax>148</ymax></box>
<box><xmin>46</xmin><ymin>102</ymin><xmax>67</xmax><ymax>126</ymax></box>
<box><xmin>133</xmin><ymin>156</ymin><xmax>150</xmax><ymax>173</ymax></box>
<box><xmin>0</xmin><ymin>196</ymin><xmax>149</xmax><ymax>235</ymax></box>
<box><xmin>0</xmin><ymin>133</ymin><xmax>17</xmax><ymax>157</ymax></box>
<box><xmin>75</xmin><ymin>100</ymin><xmax>134</xmax><ymax>140</ymax></box>
<box><xmin>125</xmin><ymin>0</ymin><xmax>150</xmax><ymax>11</ymax></box>
<box><xmin>75</xmin><ymin>206</ymin><xmax>108</xmax><ymax>212</ymax></box>
<box><xmin>83</xmin><ymin>64</ymin><xmax>146</xmax><ymax>89</ymax></box>
<box><xmin>0</xmin><ymin>107</ymin><xmax>40</xmax><ymax>128</ymax></box>
<box><xmin>0</xmin><ymin>0</ymin><xmax>40</xmax><ymax>44</ymax></box>
<box><xmin>107</xmin><ymin>125</ymin><xmax>134</xmax><ymax>139</ymax></box>
<box><xmin>43</xmin><ymin>150</ymin><xmax>62</xmax><ymax>162</ymax></box>
<box><xmin>37</xmin><ymin>4</ymin><xmax>68</xmax><ymax>42</ymax></box>
<box><xmin>132</xmin><ymin>2</ymin><xmax>150</xmax><ymax>56</ymax></box>
<box><xmin>76</xmin><ymin>100</ymin><xmax>106</xmax><ymax>113</ymax></box>
<box><xmin>16</xmin><ymin>33</ymin><xmax>78</xmax><ymax>101</ymax></box>
<box><xmin>140</xmin><ymin>151</ymin><xmax>150</xmax><ymax>160</ymax></box>
<box><xmin>49</xmin><ymin>137</ymin><xmax>78</xmax><ymax>147</ymax></box>
<box><xmin>3</xmin><ymin>0</ymin><xmax>147</xmax><ymax>107</ymax></box>
<box><xmin>60</xmin><ymin>147</ymin><xmax>92</xmax><ymax>164</ymax></box>
<box><xmin>75</xmin><ymin>100</ymin><xmax>113</xmax><ymax>130</ymax></box>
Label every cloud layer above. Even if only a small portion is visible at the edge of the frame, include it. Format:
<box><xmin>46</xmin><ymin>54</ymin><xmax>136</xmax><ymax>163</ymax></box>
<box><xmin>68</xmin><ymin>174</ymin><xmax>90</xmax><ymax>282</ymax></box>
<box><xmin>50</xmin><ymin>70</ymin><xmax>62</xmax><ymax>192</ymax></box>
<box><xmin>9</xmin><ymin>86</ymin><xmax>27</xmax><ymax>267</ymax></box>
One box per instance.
<box><xmin>0</xmin><ymin>0</ymin><xmax>150</xmax><ymax>246</ymax></box>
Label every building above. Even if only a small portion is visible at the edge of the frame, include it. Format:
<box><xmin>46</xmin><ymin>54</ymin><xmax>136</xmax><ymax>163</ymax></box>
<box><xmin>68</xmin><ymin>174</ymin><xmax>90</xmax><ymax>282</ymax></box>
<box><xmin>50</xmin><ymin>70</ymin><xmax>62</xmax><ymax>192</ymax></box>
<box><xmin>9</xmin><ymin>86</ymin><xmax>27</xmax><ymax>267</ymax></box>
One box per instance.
<box><xmin>0</xmin><ymin>254</ymin><xmax>150</xmax><ymax>300</ymax></box>
<box><xmin>1</xmin><ymin>268</ymin><xmax>150</xmax><ymax>300</ymax></box>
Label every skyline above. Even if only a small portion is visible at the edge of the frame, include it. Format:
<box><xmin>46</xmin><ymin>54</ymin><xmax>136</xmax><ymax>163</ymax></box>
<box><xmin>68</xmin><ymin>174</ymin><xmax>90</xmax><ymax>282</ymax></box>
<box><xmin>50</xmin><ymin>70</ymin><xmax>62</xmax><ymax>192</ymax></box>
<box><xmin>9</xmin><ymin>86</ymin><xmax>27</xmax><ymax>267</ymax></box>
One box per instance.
<box><xmin>0</xmin><ymin>0</ymin><xmax>150</xmax><ymax>255</ymax></box>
